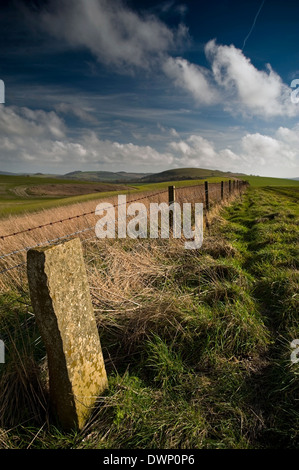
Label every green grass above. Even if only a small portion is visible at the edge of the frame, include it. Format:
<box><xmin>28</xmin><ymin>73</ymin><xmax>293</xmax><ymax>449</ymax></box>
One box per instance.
<box><xmin>0</xmin><ymin>185</ymin><xmax>298</xmax><ymax>448</ymax></box>
<box><xmin>243</xmin><ymin>175</ymin><xmax>299</xmax><ymax>187</ymax></box>
<box><xmin>134</xmin><ymin>176</ymin><xmax>230</xmax><ymax>191</ymax></box>
<box><xmin>1</xmin><ymin>169</ymin><xmax>298</xmax><ymax>218</ymax></box>
<box><xmin>0</xmin><ymin>175</ymin><xmax>229</xmax><ymax>218</ymax></box>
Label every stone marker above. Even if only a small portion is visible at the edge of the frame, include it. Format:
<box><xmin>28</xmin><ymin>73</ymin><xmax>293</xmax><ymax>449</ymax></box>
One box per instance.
<box><xmin>27</xmin><ymin>238</ymin><xmax>108</xmax><ymax>431</ymax></box>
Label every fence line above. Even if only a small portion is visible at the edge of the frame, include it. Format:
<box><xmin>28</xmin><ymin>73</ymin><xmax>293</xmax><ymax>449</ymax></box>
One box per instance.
<box><xmin>0</xmin><ymin>188</ymin><xmax>169</xmax><ymax>241</ymax></box>
<box><xmin>0</xmin><ymin>179</ymin><xmax>248</xmax><ymax>277</ymax></box>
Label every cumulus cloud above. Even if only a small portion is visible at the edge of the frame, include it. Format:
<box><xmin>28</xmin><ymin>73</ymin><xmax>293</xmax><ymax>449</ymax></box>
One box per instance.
<box><xmin>162</xmin><ymin>40</ymin><xmax>296</xmax><ymax>118</ymax></box>
<box><xmin>0</xmin><ymin>104</ymin><xmax>174</xmax><ymax>172</ymax></box>
<box><xmin>32</xmin><ymin>1</ymin><xmax>296</xmax><ymax>119</ymax></box>
<box><xmin>1</xmin><ymin>102</ymin><xmax>299</xmax><ymax>177</ymax></box>
<box><xmin>38</xmin><ymin>0</ymin><xmax>185</xmax><ymax>70</ymax></box>
<box><xmin>0</xmin><ymin>105</ymin><xmax>66</xmax><ymax>138</ymax></box>
<box><xmin>163</xmin><ymin>57</ymin><xmax>219</xmax><ymax>105</ymax></box>
<box><xmin>205</xmin><ymin>39</ymin><xmax>295</xmax><ymax>118</ymax></box>
<box><xmin>241</xmin><ymin>132</ymin><xmax>297</xmax><ymax>169</ymax></box>
<box><xmin>168</xmin><ymin>135</ymin><xmax>240</xmax><ymax>170</ymax></box>
<box><xmin>167</xmin><ymin>129</ymin><xmax>299</xmax><ymax>177</ymax></box>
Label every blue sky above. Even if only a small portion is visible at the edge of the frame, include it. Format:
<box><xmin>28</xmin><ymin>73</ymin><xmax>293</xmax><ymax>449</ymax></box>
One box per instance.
<box><xmin>0</xmin><ymin>0</ymin><xmax>299</xmax><ymax>177</ymax></box>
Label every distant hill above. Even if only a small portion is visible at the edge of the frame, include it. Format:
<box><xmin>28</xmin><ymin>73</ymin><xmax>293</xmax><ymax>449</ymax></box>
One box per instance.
<box><xmin>3</xmin><ymin>168</ymin><xmax>296</xmax><ymax>185</ymax></box>
<box><xmin>63</xmin><ymin>170</ymin><xmax>152</xmax><ymax>182</ymax></box>
<box><xmin>0</xmin><ymin>168</ymin><xmax>246</xmax><ymax>183</ymax></box>
<box><xmin>140</xmin><ymin>168</ymin><xmax>246</xmax><ymax>183</ymax></box>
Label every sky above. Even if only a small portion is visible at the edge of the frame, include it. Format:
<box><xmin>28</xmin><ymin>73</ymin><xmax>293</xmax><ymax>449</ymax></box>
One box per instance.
<box><xmin>0</xmin><ymin>0</ymin><xmax>299</xmax><ymax>177</ymax></box>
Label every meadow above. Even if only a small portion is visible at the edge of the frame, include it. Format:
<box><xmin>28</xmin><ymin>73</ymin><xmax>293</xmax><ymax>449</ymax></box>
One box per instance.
<box><xmin>0</xmin><ymin>174</ymin><xmax>134</xmax><ymax>218</ymax></box>
<box><xmin>0</xmin><ymin>175</ymin><xmax>298</xmax><ymax>449</ymax></box>
<box><xmin>1</xmin><ymin>170</ymin><xmax>299</xmax><ymax>218</ymax></box>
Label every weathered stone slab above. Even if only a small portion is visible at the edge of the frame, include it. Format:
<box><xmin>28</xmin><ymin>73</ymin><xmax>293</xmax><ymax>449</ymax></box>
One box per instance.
<box><xmin>27</xmin><ymin>238</ymin><xmax>108</xmax><ymax>430</ymax></box>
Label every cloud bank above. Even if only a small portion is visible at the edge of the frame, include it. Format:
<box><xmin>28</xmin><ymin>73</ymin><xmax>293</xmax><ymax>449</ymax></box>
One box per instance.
<box><xmin>38</xmin><ymin>0</ymin><xmax>186</xmax><ymax>70</ymax></box>
<box><xmin>33</xmin><ymin>0</ymin><xmax>297</xmax><ymax>119</ymax></box>
<box><xmin>2</xmin><ymin>0</ymin><xmax>297</xmax><ymax>177</ymax></box>
<box><xmin>1</xmin><ymin>104</ymin><xmax>298</xmax><ymax>177</ymax></box>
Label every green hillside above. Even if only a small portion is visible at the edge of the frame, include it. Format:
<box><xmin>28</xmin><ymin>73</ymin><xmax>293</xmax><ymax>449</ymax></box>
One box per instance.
<box><xmin>64</xmin><ymin>170</ymin><xmax>151</xmax><ymax>182</ymax></box>
<box><xmin>140</xmin><ymin>167</ymin><xmax>236</xmax><ymax>183</ymax></box>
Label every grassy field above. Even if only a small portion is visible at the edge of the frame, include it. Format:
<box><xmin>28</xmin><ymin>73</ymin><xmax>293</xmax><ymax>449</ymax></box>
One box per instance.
<box><xmin>0</xmin><ymin>175</ymin><xmax>230</xmax><ymax>218</ymax></box>
<box><xmin>0</xmin><ymin>174</ymin><xmax>134</xmax><ymax>218</ymax></box>
<box><xmin>243</xmin><ymin>175</ymin><xmax>299</xmax><ymax>187</ymax></box>
<box><xmin>1</xmin><ymin>170</ymin><xmax>298</xmax><ymax>219</ymax></box>
<box><xmin>0</xmin><ymin>184</ymin><xmax>297</xmax><ymax>448</ymax></box>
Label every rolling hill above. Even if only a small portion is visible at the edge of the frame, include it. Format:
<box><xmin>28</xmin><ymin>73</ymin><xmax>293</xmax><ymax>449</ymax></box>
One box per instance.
<box><xmin>139</xmin><ymin>167</ymin><xmax>245</xmax><ymax>183</ymax></box>
<box><xmin>61</xmin><ymin>168</ymin><xmax>246</xmax><ymax>183</ymax></box>
<box><xmin>63</xmin><ymin>170</ymin><xmax>152</xmax><ymax>182</ymax></box>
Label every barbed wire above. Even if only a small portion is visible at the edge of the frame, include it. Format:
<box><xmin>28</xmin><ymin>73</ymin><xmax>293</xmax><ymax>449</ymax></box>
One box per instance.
<box><xmin>0</xmin><ymin>182</ymin><xmax>247</xmax><ymax>275</ymax></box>
<box><xmin>0</xmin><ymin>207</ymin><xmax>153</xmax><ymax>275</ymax></box>
<box><xmin>0</xmin><ymin>262</ymin><xmax>27</xmax><ymax>276</ymax></box>
<box><xmin>0</xmin><ymin>188</ymin><xmax>169</xmax><ymax>241</ymax></box>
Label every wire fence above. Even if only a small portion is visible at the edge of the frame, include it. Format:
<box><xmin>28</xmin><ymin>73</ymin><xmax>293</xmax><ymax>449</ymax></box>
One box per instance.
<box><xmin>0</xmin><ymin>179</ymin><xmax>248</xmax><ymax>283</ymax></box>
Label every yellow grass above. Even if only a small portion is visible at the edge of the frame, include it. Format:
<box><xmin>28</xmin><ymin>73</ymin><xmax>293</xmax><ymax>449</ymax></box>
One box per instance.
<box><xmin>0</xmin><ymin>181</ymin><xmax>243</xmax><ymax>291</ymax></box>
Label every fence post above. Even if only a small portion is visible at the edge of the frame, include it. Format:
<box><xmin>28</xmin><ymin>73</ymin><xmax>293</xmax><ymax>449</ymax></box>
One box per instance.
<box><xmin>168</xmin><ymin>185</ymin><xmax>175</xmax><ymax>229</ymax></box>
<box><xmin>27</xmin><ymin>238</ymin><xmax>108</xmax><ymax>431</ymax></box>
<box><xmin>204</xmin><ymin>181</ymin><xmax>209</xmax><ymax>212</ymax></box>
<box><xmin>221</xmin><ymin>181</ymin><xmax>224</xmax><ymax>201</ymax></box>
<box><xmin>229</xmin><ymin>180</ymin><xmax>232</xmax><ymax>196</ymax></box>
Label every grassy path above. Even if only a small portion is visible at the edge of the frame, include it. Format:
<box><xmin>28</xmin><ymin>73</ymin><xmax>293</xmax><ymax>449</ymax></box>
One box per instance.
<box><xmin>0</xmin><ymin>186</ymin><xmax>298</xmax><ymax>449</ymax></box>
<box><xmin>221</xmin><ymin>187</ymin><xmax>299</xmax><ymax>447</ymax></box>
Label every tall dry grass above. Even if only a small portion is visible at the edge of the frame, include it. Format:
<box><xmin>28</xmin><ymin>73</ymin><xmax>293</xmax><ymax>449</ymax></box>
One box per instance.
<box><xmin>0</xmin><ymin>181</ymin><xmax>242</xmax><ymax>290</ymax></box>
<box><xmin>0</xmin><ymin>182</ymin><xmax>259</xmax><ymax>447</ymax></box>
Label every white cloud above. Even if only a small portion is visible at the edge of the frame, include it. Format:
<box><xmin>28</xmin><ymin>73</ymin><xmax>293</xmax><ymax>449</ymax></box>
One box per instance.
<box><xmin>0</xmin><ymin>104</ymin><xmax>174</xmax><ymax>172</ymax></box>
<box><xmin>33</xmin><ymin>2</ymin><xmax>296</xmax><ymax>120</ymax></box>
<box><xmin>161</xmin><ymin>40</ymin><xmax>297</xmax><ymax>118</ymax></box>
<box><xmin>205</xmin><ymin>39</ymin><xmax>296</xmax><ymax>118</ymax></box>
<box><xmin>163</xmin><ymin>57</ymin><xmax>219</xmax><ymax>105</ymax></box>
<box><xmin>54</xmin><ymin>103</ymin><xmax>98</xmax><ymax>124</ymax></box>
<box><xmin>167</xmin><ymin>129</ymin><xmax>299</xmax><ymax>177</ymax></box>
<box><xmin>1</xmin><ymin>102</ymin><xmax>299</xmax><ymax>177</ymax></box>
<box><xmin>276</xmin><ymin>124</ymin><xmax>299</xmax><ymax>144</ymax></box>
<box><xmin>168</xmin><ymin>135</ymin><xmax>240</xmax><ymax>170</ymax></box>
<box><xmin>38</xmin><ymin>0</ymin><xmax>185</xmax><ymax>70</ymax></box>
<box><xmin>241</xmin><ymin>132</ymin><xmax>297</xmax><ymax>170</ymax></box>
<box><xmin>0</xmin><ymin>105</ymin><xmax>65</xmax><ymax>138</ymax></box>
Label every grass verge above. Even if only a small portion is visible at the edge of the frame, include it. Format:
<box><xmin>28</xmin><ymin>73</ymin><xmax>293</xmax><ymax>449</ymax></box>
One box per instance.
<box><xmin>0</xmin><ymin>186</ymin><xmax>298</xmax><ymax>448</ymax></box>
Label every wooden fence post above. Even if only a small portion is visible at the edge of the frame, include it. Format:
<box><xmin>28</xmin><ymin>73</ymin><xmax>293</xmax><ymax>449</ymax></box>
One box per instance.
<box><xmin>229</xmin><ymin>180</ymin><xmax>232</xmax><ymax>195</ymax></box>
<box><xmin>221</xmin><ymin>181</ymin><xmax>224</xmax><ymax>201</ymax></box>
<box><xmin>27</xmin><ymin>238</ymin><xmax>108</xmax><ymax>431</ymax></box>
<box><xmin>205</xmin><ymin>181</ymin><xmax>209</xmax><ymax>211</ymax></box>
